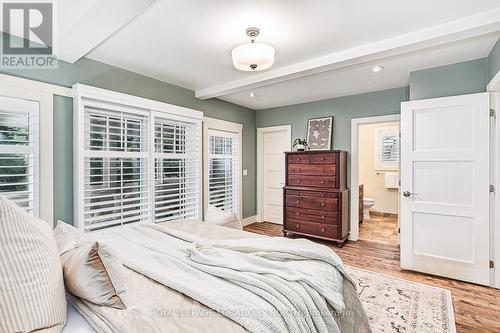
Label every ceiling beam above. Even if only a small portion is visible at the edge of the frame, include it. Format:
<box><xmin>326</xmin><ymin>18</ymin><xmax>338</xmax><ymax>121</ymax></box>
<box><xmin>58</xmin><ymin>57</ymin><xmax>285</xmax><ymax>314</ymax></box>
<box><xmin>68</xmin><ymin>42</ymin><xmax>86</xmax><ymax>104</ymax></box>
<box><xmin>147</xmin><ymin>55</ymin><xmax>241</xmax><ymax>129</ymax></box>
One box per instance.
<box><xmin>195</xmin><ymin>8</ymin><xmax>500</xmax><ymax>100</ymax></box>
<box><xmin>57</xmin><ymin>0</ymin><xmax>156</xmax><ymax>64</ymax></box>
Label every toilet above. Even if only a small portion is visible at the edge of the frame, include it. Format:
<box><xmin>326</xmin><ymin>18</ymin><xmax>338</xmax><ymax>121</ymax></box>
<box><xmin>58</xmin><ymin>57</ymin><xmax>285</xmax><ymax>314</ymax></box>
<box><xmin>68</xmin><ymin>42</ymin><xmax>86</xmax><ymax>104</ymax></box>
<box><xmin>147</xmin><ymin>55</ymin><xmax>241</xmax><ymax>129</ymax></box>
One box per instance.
<box><xmin>363</xmin><ymin>197</ymin><xmax>375</xmax><ymax>219</ymax></box>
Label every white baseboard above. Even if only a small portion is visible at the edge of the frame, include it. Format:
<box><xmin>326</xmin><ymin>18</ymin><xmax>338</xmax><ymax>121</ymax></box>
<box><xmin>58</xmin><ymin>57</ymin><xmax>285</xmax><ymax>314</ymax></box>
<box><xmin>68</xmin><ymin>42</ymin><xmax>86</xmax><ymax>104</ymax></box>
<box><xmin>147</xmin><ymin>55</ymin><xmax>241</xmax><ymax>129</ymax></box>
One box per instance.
<box><xmin>241</xmin><ymin>215</ymin><xmax>259</xmax><ymax>227</ymax></box>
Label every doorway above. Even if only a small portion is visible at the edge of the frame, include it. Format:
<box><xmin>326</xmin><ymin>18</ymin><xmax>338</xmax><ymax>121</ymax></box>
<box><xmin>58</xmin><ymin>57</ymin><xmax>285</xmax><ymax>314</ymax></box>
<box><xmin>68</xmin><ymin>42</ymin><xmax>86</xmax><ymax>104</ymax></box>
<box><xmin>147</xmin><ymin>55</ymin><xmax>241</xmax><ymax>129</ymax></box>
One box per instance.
<box><xmin>358</xmin><ymin>121</ymin><xmax>400</xmax><ymax>245</ymax></box>
<box><xmin>257</xmin><ymin>125</ymin><xmax>291</xmax><ymax>224</ymax></box>
<box><xmin>350</xmin><ymin>115</ymin><xmax>400</xmax><ymax>242</ymax></box>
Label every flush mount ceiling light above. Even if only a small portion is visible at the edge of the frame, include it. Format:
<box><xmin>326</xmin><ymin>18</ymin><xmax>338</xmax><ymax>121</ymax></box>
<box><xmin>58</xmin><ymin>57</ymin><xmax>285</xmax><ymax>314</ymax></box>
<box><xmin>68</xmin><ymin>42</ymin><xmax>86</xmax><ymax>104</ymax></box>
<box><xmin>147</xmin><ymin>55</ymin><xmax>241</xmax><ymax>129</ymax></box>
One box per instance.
<box><xmin>249</xmin><ymin>92</ymin><xmax>256</xmax><ymax>98</ymax></box>
<box><xmin>232</xmin><ymin>27</ymin><xmax>275</xmax><ymax>72</ymax></box>
<box><xmin>371</xmin><ymin>65</ymin><xmax>384</xmax><ymax>73</ymax></box>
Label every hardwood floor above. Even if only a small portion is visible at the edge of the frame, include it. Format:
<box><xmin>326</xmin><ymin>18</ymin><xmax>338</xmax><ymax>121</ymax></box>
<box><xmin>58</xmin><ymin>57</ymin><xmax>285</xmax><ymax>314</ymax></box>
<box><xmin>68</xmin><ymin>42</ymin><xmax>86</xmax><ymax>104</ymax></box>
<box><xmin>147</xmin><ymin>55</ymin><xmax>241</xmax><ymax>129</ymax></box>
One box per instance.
<box><xmin>244</xmin><ymin>222</ymin><xmax>500</xmax><ymax>333</ymax></box>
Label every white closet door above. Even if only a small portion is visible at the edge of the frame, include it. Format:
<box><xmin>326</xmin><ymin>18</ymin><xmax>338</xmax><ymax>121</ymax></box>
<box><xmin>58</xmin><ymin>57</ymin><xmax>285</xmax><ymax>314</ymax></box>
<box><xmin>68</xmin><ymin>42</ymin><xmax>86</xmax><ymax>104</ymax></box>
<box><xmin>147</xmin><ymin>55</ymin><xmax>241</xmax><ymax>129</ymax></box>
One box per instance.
<box><xmin>262</xmin><ymin>129</ymin><xmax>289</xmax><ymax>224</ymax></box>
<box><xmin>400</xmin><ymin>93</ymin><xmax>490</xmax><ymax>285</ymax></box>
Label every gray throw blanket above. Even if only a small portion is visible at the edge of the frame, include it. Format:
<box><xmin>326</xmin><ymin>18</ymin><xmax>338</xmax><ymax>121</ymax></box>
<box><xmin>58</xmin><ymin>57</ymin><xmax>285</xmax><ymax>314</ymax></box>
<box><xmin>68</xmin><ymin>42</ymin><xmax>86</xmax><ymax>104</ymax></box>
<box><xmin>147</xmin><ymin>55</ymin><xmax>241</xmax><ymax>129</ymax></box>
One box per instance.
<box><xmin>95</xmin><ymin>224</ymin><xmax>355</xmax><ymax>333</ymax></box>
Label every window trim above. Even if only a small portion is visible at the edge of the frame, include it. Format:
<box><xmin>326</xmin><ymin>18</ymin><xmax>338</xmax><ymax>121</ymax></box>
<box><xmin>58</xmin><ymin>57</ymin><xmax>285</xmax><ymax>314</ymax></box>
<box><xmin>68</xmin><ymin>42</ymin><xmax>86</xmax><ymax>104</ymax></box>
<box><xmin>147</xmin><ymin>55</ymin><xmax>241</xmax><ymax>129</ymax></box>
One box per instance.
<box><xmin>74</xmin><ymin>84</ymin><xmax>203</xmax><ymax>231</ymax></box>
<box><xmin>374</xmin><ymin>126</ymin><xmax>400</xmax><ymax>171</ymax></box>
<box><xmin>0</xmin><ymin>74</ymin><xmax>63</xmax><ymax>225</ymax></box>
<box><xmin>203</xmin><ymin>117</ymin><xmax>243</xmax><ymax>220</ymax></box>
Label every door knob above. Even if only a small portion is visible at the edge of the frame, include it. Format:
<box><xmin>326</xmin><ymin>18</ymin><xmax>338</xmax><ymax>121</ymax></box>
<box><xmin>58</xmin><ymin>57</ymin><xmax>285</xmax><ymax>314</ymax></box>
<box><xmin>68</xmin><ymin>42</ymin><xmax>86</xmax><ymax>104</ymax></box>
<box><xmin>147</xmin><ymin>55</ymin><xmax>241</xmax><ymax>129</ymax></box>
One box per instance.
<box><xmin>403</xmin><ymin>191</ymin><xmax>411</xmax><ymax>197</ymax></box>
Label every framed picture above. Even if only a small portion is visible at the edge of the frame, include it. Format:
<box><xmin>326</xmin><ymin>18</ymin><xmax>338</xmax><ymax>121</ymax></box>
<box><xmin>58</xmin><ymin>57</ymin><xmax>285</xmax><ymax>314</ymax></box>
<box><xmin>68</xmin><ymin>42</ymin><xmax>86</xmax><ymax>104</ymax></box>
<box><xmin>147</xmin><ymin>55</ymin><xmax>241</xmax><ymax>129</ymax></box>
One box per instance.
<box><xmin>306</xmin><ymin>116</ymin><xmax>333</xmax><ymax>150</ymax></box>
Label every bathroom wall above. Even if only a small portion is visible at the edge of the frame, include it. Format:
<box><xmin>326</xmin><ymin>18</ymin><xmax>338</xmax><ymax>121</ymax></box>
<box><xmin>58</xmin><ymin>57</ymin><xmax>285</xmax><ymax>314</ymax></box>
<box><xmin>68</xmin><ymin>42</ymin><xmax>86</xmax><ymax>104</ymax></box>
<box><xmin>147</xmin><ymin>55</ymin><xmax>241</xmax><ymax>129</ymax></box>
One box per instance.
<box><xmin>358</xmin><ymin>121</ymin><xmax>400</xmax><ymax>215</ymax></box>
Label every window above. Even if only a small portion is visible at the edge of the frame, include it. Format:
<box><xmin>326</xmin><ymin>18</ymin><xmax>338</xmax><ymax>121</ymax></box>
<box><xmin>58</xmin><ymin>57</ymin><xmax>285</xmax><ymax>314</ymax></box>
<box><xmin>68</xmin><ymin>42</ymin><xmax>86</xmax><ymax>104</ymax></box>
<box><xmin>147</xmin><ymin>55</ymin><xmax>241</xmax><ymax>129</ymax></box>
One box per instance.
<box><xmin>375</xmin><ymin>126</ymin><xmax>399</xmax><ymax>170</ymax></box>
<box><xmin>0</xmin><ymin>96</ymin><xmax>39</xmax><ymax>215</ymax></box>
<box><xmin>203</xmin><ymin>118</ymin><xmax>242</xmax><ymax>219</ymax></box>
<box><xmin>154</xmin><ymin>116</ymin><xmax>200</xmax><ymax>223</ymax></box>
<box><xmin>208</xmin><ymin>131</ymin><xmax>238</xmax><ymax>213</ymax></box>
<box><xmin>83</xmin><ymin>107</ymin><xmax>150</xmax><ymax>231</ymax></box>
<box><xmin>75</xmin><ymin>84</ymin><xmax>203</xmax><ymax>231</ymax></box>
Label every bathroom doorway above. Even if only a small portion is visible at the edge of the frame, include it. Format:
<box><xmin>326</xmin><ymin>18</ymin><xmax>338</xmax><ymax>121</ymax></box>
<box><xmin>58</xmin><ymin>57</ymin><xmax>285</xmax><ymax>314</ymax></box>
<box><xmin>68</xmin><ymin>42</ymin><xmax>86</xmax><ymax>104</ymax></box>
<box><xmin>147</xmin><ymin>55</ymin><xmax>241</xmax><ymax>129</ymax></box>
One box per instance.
<box><xmin>350</xmin><ymin>115</ymin><xmax>400</xmax><ymax>245</ymax></box>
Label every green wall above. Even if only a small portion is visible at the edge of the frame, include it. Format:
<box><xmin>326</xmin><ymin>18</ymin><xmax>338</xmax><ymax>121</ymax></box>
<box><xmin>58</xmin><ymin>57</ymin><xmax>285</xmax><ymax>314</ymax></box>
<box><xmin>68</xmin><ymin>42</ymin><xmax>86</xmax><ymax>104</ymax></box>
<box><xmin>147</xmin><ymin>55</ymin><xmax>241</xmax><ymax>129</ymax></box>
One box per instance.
<box><xmin>256</xmin><ymin>87</ymin><xmax>409</xmax><ymax>185</ymax></box>
<box><xmin>489</xmin><ymin>37</ymin><xmax>500</xmax><ymax>81</ymax></box>
<box><xmin>3</xmin><ymin>25</ymin><xmax>496</xmax><ymax>224</ymax></box>
<box><xmin>1</xmin><ymin>34</ymin><xmax>257</xmax><ymax>222</ymax></box>
<box><xmin>409</xmin><ymin>58</ymin><xmax>489</xmax><ymax>100</ymax></box>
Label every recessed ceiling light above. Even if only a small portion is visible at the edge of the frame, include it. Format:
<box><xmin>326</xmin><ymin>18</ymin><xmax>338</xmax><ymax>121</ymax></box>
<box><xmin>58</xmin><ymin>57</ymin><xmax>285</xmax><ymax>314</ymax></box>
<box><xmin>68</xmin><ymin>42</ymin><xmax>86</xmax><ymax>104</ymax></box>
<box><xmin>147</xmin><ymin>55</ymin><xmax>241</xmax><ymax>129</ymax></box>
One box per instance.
<box><xmin>249</xmin><ymin>92</ymin><xmax>256</xmax><ymax>98</ymax></box>
<box><xmin>371</xmin><ymin>65</ymin><xmax>384</xmax><ymax>73</ymax></box>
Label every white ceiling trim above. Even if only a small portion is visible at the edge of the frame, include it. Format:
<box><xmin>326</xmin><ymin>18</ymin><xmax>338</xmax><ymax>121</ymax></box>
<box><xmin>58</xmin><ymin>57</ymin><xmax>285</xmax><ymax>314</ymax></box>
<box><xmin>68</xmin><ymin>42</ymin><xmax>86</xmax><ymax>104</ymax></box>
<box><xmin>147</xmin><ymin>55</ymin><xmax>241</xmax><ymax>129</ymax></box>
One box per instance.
<box><xmin>58</xmin><ymin>0</ymin><xmax>156</xmax><ymax>64</ymax></box>
<box><xmin>195</xmin><ymin>8</ymin><xmax>500</xmax><ymax>100</ymax></box>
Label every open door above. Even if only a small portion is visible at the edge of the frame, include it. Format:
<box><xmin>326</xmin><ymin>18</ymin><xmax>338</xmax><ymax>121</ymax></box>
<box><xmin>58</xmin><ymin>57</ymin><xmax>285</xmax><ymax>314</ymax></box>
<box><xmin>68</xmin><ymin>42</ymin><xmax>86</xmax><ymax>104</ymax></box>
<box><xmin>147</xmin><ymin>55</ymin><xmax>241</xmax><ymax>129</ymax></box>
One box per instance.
<box><xmin>400</xmin><ymin>93</ymin><xmax>490</xmax><ymax>286</ymax></box>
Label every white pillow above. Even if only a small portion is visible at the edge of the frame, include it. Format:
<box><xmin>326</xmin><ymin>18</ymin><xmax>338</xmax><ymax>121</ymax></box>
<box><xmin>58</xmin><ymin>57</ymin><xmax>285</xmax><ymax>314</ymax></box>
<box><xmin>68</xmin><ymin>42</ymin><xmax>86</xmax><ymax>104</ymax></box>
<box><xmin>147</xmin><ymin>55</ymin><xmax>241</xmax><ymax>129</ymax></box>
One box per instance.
<box><xmin>0</xmin><ymin>195</ymin><xmax>66</xmax><ymax>333</ymax></box>
<box><xmin>53</xmin><ymin>220</ymin><xmax>82</xmax><ymax>255</ymax></box>
<box><xmin>205</xmin><ymin>204</ymin><xmax>242</xmax><ymax>230</ymax></box>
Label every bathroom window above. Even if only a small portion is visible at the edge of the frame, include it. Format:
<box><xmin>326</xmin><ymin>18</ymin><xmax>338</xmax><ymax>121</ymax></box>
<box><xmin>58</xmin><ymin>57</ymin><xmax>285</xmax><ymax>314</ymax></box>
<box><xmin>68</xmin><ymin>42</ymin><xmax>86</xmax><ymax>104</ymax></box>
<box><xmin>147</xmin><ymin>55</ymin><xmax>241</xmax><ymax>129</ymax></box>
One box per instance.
<box><xmin>375</xmin><ymin>127</ymin><xmax>399</xmax><ymax>170</ymax></box>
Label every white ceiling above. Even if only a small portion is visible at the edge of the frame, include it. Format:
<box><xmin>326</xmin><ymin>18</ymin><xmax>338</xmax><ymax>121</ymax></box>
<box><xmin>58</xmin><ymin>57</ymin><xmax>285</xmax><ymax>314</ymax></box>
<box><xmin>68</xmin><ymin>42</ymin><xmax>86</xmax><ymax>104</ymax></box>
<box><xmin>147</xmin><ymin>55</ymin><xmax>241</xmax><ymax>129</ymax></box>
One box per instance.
<box><xmin>222</xmin><ymin>33</ymin><xmax>500</xmax><ymax>109</ymax></box>
<box><xmin>60</xmin><ymin>0</ymin><xmax>500</xmax><ymax>109</ymax></box>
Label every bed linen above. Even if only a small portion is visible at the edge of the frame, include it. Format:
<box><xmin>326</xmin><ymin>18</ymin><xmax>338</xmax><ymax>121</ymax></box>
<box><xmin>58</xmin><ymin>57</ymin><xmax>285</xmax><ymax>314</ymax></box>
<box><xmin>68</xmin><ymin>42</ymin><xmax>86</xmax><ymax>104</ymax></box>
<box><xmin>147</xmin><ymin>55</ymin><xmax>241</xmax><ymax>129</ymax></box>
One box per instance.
<box><xmin>62</xmin><ymin>302</ymin><xmax>96</xmax><ymax>333</ymax></box>
<box><xmin>69</xmin><ymin>221</ymin><xmax>371</xmax><ymax>333</ymax></box>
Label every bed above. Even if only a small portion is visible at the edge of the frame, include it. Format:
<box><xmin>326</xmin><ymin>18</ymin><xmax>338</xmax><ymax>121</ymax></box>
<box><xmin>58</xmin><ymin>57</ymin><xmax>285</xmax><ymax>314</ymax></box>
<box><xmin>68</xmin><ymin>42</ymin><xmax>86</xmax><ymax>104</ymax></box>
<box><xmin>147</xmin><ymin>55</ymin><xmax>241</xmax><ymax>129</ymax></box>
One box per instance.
<box><xmin>63</xmin><ymin>221</ymin><xmax>371</xmax><ymax>333</ymax></box>
<box><xmin>64</xmin><ymin>302</ymin><xmax>96</xmax><ymax>333</ymax></box>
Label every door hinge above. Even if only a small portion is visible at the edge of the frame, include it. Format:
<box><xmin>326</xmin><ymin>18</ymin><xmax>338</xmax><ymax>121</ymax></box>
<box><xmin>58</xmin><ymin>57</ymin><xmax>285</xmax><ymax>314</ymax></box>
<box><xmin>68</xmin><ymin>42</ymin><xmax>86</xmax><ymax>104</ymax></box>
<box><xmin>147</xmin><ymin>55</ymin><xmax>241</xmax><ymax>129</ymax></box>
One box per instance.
<box><xmin>398</xmin><ymin>228</ymin><xmax>400</xmax><ymax>234</ymax></box>
<box><xmin>491</xmin><ymin>109</ymin><xmax>496</xmax><ymax>117</ymax></box>
<box><xmin>490</xmin><ymin>260</ymin><xmax>495</xmax><ymax>269</ymax></box>
<box><xmin>490</xmin><ymin>185</ymin><xmax>495</xmax><ymax>193</ymax></box>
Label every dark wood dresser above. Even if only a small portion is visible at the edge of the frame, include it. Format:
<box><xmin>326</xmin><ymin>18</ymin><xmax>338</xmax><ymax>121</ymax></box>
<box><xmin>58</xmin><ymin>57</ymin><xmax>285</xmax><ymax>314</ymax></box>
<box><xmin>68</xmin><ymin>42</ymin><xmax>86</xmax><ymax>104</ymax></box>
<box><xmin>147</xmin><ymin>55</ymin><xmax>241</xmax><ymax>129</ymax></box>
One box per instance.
<box><xmin>283</xmin><ymin>151</ymin><xmax>349</xmax><ymax>247</ymax></box>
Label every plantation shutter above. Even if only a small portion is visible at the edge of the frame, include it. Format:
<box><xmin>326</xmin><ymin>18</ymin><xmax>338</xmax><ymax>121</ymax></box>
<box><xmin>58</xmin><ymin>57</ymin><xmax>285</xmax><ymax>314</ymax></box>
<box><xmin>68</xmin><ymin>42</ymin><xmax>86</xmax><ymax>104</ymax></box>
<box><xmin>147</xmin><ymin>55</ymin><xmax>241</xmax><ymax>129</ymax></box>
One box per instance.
<box><xmin>154</xmin><ymin>115</ymin><xmax>201</xmax><ymax>223</ymax></box>
<box><xmin>207</xmin><ymin>130</ymin><xmax>238</xmax><ymax>214</ymax></box>
<box><xmin>376</xmin><ymin>127</ymin><xmax>400</xmax><ymax>170</ymax></box>
<box><xmin>75</xmin><ymin>85</ymin><xmax>204</xmax><ymax>231</ymax></box>
<box><xmin>0</xmin><ymin>96</ymin><xmax>38</xmax><ymax>215</ymax></box>
<box><xmin>381</xmin><ymin>133</ymin><xmax>399</xmax><ymax>163</ymax></box>
<box><xmin>83</xmin><ymin>106</ymin><xmax>150</xmax><ymax>231</ymax></box>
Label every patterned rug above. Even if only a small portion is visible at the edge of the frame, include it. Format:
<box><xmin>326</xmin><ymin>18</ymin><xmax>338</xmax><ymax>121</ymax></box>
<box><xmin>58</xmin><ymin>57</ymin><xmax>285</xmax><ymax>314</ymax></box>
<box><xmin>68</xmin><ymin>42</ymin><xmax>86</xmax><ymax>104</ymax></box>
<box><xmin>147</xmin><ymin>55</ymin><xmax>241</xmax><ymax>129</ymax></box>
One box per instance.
<box><xmin>346</xmin><ymin>266</ymin><xmax>456</xmax><ymax>333</ymax></box>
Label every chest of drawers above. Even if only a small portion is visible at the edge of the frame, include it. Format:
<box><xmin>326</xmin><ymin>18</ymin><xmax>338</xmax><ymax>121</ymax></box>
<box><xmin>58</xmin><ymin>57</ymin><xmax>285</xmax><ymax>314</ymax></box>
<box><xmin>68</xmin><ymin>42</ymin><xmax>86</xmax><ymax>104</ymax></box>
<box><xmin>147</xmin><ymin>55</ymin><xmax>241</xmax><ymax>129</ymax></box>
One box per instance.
<box><xmin>283</xmin><ymin>151</ymin><xmax>349</xmax><ymax>247</ymax></box>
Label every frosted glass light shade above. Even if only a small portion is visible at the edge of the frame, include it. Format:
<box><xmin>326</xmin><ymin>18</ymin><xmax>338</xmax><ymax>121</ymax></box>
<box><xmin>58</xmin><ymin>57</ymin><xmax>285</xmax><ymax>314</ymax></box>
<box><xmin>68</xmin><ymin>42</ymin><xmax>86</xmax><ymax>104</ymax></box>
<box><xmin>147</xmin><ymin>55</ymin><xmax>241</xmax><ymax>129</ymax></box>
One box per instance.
<box><xmin>231</xmin><ymin>42</ymin><xmax>275</xmax><ymax>71</ymax></box>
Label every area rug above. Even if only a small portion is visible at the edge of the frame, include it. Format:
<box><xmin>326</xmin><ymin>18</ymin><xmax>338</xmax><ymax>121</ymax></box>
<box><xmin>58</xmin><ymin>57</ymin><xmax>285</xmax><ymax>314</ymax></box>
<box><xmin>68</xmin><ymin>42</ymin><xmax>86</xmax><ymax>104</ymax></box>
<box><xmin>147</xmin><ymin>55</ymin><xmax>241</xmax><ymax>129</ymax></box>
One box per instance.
<box><xmin>345</xmin><ymin>266</ymin><xmax>456</xmax><ymax>333</ymax></box>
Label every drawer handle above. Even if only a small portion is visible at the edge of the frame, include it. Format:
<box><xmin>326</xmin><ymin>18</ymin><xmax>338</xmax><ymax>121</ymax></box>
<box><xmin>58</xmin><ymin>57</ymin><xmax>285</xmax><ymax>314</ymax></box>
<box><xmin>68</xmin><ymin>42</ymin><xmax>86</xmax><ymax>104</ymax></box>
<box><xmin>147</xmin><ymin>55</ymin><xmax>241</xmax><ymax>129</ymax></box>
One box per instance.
<box><xmin>321</xmin><ymin>228</ymin><xmax>325</xmax><ymax>233</ymax></box>
<box><xmin>296</xmin><ymin>200</ymin><xmax>301</xmax><ymax>204</ymax></box>
<box><xmin>298</xmin><ymin>158</ymin><xmax>301</xmax><ymax>161</ymax></box>
<box><xmin>321</xmin><ymin>169</ymin><xmax>325</xmax><ymax>173</ymax></box>
<box><xmin>298</xmin><ymin>168</ymin><xmax>302</xmax><ymax>172</ymax></box>
<box><xmin>321</xmin><ymin>158</ymin><xmax>326</xmax><ymax>161</ymax></box>
<box><xmin>321</xmin><ymin>215</ymin><xmax>325</xmax><ymax>220</ymax></box>
<box><xmin>296</xmin><ymin>224</ymin><xmax>300</xmax><ymax>229</ymax></box>
<box><xmin>296</xmin><ymin>212</ymin><xmax>300</xmax><ymax>216</ymax></box>
<box><xmin>297</xmin><ymin>179</ymin><xmax>301</xmax><ymax>183</ymax></box>
<box><xmin>320</xmin><ymin>180</ymin><xmax>325</xmax><ymax>184</ymax></box>
<box><xmin>320</xmin><ymin>202</ymin><xmax>325</xmax><ymax>207</ymax></box>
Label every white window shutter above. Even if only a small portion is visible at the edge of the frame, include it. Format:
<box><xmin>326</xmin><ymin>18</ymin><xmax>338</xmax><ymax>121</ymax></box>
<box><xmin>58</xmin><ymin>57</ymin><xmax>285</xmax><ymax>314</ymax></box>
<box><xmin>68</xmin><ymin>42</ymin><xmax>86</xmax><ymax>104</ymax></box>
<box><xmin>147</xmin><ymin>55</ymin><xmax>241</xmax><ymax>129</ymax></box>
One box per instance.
<box><xmin>375</xmin><ymin>127</ymin><xmax>400</xmax><ymax>170</ymax></box>
<box><xmin>83</xmin><ymin>107</ymin><xmax>150</xmax><ymax>231</ymax></box>
<box><xmin>153</xmin><ymin>116</ymin><xmax>201</xmax><ymax>223</ymax></box>
<box><xmin>0</xmin><ymin>96</ymin><xmax>39</xmax><ymax>215</ymax></box>
<box><xmin>207</xmin><ymin>130</ymin><xmax>238</xmax><ymax>214</ymax></box>
<box><xmin>75</xmin><ymin>85</ymin><xmax>204</xmax><ymax>231</ymax></box>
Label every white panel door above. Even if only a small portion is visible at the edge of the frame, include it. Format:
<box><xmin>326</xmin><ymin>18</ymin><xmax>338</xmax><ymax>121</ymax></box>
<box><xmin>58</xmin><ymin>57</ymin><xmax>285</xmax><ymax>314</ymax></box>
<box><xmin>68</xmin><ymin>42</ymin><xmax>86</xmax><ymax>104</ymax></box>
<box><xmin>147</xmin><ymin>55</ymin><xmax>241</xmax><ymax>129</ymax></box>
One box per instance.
<box><xmin>400</xmin><ymin>93</ymin><xmax>490</xmax><ymax>285</ymax></box>
<box><xmin>262</xmin><ymin>130</ymin><xmax>289</xmax><ymax>224</ymax></box>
